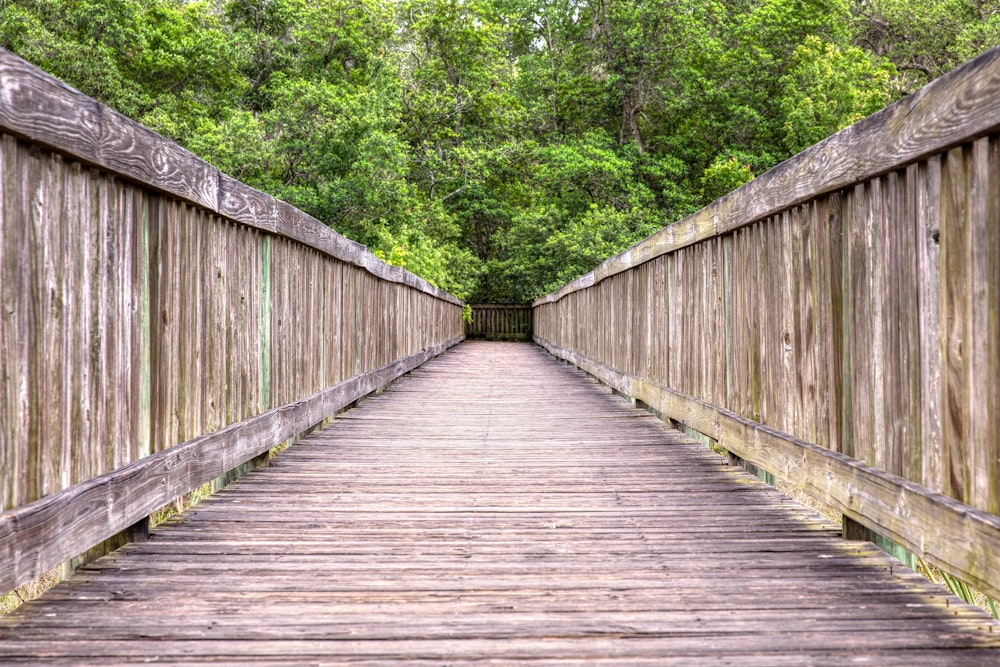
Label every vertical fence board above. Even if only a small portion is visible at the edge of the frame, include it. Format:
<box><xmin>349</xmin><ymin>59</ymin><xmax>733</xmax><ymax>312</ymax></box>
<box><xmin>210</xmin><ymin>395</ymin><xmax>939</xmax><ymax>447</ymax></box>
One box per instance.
<box><xmin>878</xmin><ymin>174</ymin><xmax>900</xmax><ymax>476</ymax></box>
<box><xmin>941</xmin><ymin>146</ymin><xmax>970</xmax><ymax>503</ymax></box>
<box><xmin>39</xmin><ymin>149</ymin><xmax>63</xmax><ymax>497</ymax></box>
<box><xmin>465</xmin><ymin>305</ymin><xmax>533</xmax><ymax>340</ymax></box>
<box><xmin>798</xmin><ymin>203</ymin><xmax>819</xmax><ymax>446</ymax></box>
<box><xmin>825</xmin><ymin>194</ymin><xmax>846</xmax><ymax>454</ymax></box>
<box><xmin>0</xmin><ymin>136</ymin><xmax>8</xmax><ymax>511</ymax></box>
<box><xmin>5</xmin><ymin>138</ymin><xmax>29</xmax><ymax>508</ymax></box>
<box><xmin>968</xmin><ymin>137</ymin><xmax>1000</xmax><ymax>514</ymax></box>
<box><xmin>59</xmin><ymin>163</ymin><xmax>77</xmax><ymax>486</ymax></box>
<box><xmin>759</xmin><ymin>218</ymin><xmax>777</xmax><ymax>428</ymax></box>
<box><xmin>779</xmin><ymin>211</ymin><xmax>797</xmax><ymax>436</ymax></box>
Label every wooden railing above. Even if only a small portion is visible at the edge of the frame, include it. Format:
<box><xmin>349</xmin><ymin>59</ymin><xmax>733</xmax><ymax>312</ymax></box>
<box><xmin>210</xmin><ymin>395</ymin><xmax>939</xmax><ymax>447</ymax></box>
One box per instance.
<box><xmin>465</xmin><ymin>304</ymin><xmax>533</xmax><ymax>340</ymax></box>
<box><xmin>0</xmin><ymin>50</ymin><xmax>464</xmax><ymax>593</ymax></box>
<box><xmin>535</xmin><ymin>47</ymin><xmax>1000</xmax><ymax>600</ymax></box>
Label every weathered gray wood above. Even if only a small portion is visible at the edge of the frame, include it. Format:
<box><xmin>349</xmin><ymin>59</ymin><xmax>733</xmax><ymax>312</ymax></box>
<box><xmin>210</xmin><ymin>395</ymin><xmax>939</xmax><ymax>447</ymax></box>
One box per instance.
<box><xmin>967</xmin><ymin>136</ymin><xmax>1000</xmax><ymax>514</ymax></box>
<box><xmin>0</xmin><ymin>44</ymin><xmax>466</xmax><ymax>589</ymax></box>
<box><xmin>534</xmin><ymin>337</ymin><xmax>1000</xmax><ymax>602</ymax></box>
<box><xmin>0</xmin><ymin>335</ymin><xmax>462</xmax><ymax>593</ymax></box>
<box><xmin>465</xmin><ymin>304</ymin><xmax>533</xmax><ymax>340</ymax></box>
<box><xmin>533</xmin><ymin>48</ymin><xmax>1000</xmax><ymax>600</ymax></box>
<box><xmin>0</xmin><ymin>52</ymin><xmax>217</xmax><ymax>212</ymax></box>
<box><xmin>940</xmin><ymin>145</ymin><xmax>970</xmax><ymax>504</ymax></box>
<box><xmin>915</xmin><ymin>158</ymin><xmax>944</xmax><ymax>492</ymax></box>
<box><xmin>1</xmin><ymin>342</ymin><xmax>997</xmax><ymax>665</ymax></box>
<box><xmin>0</xmin><ymin>48</ymin><xmax>459</xmax><ymax>305</ymax></box>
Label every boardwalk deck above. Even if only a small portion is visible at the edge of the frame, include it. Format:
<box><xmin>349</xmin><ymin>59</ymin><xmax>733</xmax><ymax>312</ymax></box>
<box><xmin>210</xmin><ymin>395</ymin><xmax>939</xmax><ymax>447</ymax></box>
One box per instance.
<box><xmin>2</xmin><ymin>341</ymin><xmax>999</xmax><ymax>665</ymax></box>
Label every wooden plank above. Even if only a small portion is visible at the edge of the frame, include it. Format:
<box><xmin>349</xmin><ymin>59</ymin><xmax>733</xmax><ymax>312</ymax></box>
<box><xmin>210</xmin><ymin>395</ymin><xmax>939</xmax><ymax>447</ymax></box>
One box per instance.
<box><xmin>1</xmin><ymin>342</ymin><xmax>997</xmax><ymax>665</ymax></box>
<box><xmin>207</xmin><ymin>215</ymin><xmax>224</xmax><ymax>435</ymax></box>
<box><xmin>846</xmin><ymin>183</ymin><xmax>875</xmax><ymax>464</ymax></box>
<box><xmin>534</xmin><ymin>337</ymin><xmax>1000</xmax><ymax>601</ymax></box>
<box><xmin>886</xmin><ymin>169</ymin><xmax>922</xmax><ymax>482</ymax></box>
<box><xmin>20</xmin><ymin>142</ymin><xmax>41</xmax><ymax>503</ymax></box>
<box><xmin>967</xmin><ymin>136</ymin><xmax>1000</xmax><ymax>514</ymax></box>
<box><xmin>92</xmin><ymin>175</ymin><xmax>111</xmax><ymax>474</ymax></box>
<box><xmin>128</xmin><ymin>188</ymin><xmax>148</xmax><ymax>463</ymax></box>
<box><xmin>270</xmin><ymin>236</ymin><xmax>289</xmax><ymax>407</ymax></box>
<box><xmin>0</xmin><ymin>51</ymin><xmax>216</xmax><ymax>212</ymax></box>
<box><xmin>216</xmin><ymin>172</ymin><xmax>277</xmax><ymax>234</ymax></box>
<box><xmin>868</xmin><ymin>178</ymin><xmax>886</xmax><ymax>471</ymax></box>
<box><xmin>824</xmin><ymin>192</ymin><xmax>846</xmax><ymax>455</ymax></box>
<box><xmin>57</xmin><ymin>160</ymin><xmax>77</xmax><ymax>486</ymax></box>
<box><xmin>813</xmin><ymin>194</ymin><xmax>837</xmax><ymax>452</ymax></box>
<box><xmin>916</xmin><ymin>157</ymin><xmax>944</xmax><ymax>492</ymax></box>
<box><xmin>940</xmin><ymin>146</ymin><xmax>970</xmax><ymax>503</ymax></box>
<box><xmin>729</xmin><ymin>228</ymin><xmax>751</xmax><ymax>419</ymax></box>
<box><xmin>797</xmin><ymin>202</ymin><xmax>819</xmax><ymax>446</ymax></box>
<box><xmin>778</xmin><ymin>211</ymin><xmax>796</xmax><ymax>435</ymax></box>
<box><xmin>74</xmin><ymin>165</ymin><xmax>97</xmax><ymax>479</ymax></box>
<box><xmin>260</xmin><ymin>235</ymin><xmax>272</xmax><ymax>411</ymax></box>
<box><xmin>0</xmin><ymin>335</ymin><xmax>463</xmax><ymax>593</ymax></box>
<box><xmin>758</xmin><ymin>217</ymin><xmax>779</xmax><ymax>427</ymax></box>
<box><xmin>33</xmin><ymin>143</ymin><xmax>60</xmax><ymax>499</ymax></box>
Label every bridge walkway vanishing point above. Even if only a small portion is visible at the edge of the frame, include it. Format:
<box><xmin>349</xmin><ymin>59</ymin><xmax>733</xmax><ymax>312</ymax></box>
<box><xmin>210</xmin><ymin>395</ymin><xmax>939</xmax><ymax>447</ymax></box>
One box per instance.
<box><xmin>2</xmin><ymin>341</ymin><xmax>1000</xmax><ymax>666</ymax></box>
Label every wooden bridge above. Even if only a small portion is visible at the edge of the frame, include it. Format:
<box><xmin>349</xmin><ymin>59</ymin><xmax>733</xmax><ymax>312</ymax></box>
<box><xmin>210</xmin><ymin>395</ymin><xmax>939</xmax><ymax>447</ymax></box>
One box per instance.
<box><xmin>2</xmin><ymin>46</ymin><xmax>1000</xmax><ymax>664</ymax></box>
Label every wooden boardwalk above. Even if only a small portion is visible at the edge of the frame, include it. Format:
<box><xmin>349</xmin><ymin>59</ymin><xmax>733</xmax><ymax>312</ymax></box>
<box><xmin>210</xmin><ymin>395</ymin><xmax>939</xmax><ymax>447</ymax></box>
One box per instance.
<box><xmin>2</xmin><ymin>341</ymin><xmax>999</xmax><ymax>665</ymax></box>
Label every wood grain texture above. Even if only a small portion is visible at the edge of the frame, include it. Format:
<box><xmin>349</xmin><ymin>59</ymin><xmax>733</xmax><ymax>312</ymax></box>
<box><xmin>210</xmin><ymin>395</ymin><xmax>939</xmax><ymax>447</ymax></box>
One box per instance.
<box><xmin>0</xmin><ymin>50</ymin><xmax>215</xmax><ymax>211</ymax></box>
<box><xmin>0</xmin><ymin>137</ymin><xmax>143</xmax><ymax>512</ymax></box>
<box><xmin>0</xmin><ymin>44</ymin><xmax>466</xmax><ymax>572</ymax></box>
<box><xmin>0</xmin><ymin>48</ymin><xmax>459</xmax><ymax>305</ymax></box>
<box><xmin>0</xmin><ymin>133</ymin><xmax>464</xmax><ymax>582</ymax></box>
<box><xmin>1</xmin><ymin>342</ymin><xmax>997</xmax><ymax>665</ymax></box>
<box><xmin>534</xmin><ymin>336</ymin><xmax>1000</xmax><ymax>602</ymax></box>
<box><xmin>0</xmin><ymin>335</ymin><xmax>462</xmax><ymax>593</ymax></box>
<box><xmin>966</xmin><ymin>137</ymin><xmax>1000</xmax><ymax>515</ymax></box>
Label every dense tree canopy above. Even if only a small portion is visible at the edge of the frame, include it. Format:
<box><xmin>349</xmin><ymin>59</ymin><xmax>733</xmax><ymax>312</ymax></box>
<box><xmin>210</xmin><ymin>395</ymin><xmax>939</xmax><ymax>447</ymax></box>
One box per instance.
<box><xmin>3</xmin><ymin>0</ymin><xmax>997</xmax><ymax>301</ymax></box>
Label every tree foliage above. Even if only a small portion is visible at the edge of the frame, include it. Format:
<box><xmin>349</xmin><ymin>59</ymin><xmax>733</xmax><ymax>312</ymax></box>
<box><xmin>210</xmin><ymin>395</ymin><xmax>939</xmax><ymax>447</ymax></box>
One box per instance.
<box><xmin>3</xmin><ymin>0</ymin><xmax>996</xmax><ymax>301</ymax></box>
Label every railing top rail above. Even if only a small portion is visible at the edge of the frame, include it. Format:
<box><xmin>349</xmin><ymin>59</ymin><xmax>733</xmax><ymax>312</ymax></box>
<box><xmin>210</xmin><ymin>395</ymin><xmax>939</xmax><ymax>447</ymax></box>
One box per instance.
<box><xmin>0</xmin><ymin>48</ymin><xmax>461</xmax><ymax>307</ymax></box>
<box><xmin>534</xmin><ymin>45</ymin><xmax>1000</xmax><ymax>307</ymax></box>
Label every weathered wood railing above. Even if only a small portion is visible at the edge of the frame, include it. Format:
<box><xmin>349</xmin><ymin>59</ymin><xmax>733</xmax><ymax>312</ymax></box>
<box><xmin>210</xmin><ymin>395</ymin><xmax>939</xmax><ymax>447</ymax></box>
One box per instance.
<box><xmin>465</xmin><ymin>304</ymin><xmax>533</xmax><ymax>340</ymax></box>
<box><xmin>535</xmin><ymin>47</ymin><xmax>1000</xmax><ymax>600</ymax></box>
<box><xmin>0</xmin><ymin>49</ymin><xmax>464</xmax><ymax>593</ymax></box>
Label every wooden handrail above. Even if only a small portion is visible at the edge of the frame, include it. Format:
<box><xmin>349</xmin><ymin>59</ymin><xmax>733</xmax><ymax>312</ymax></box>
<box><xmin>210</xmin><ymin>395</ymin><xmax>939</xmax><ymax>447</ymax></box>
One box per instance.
<box><xmin>0</xmin><ymin>50</ymin><xmax>459</xmax><ymax>305</ymax></box>
<box><xmin>534</xmin><ymin>46</ymin><xmax>1000</xmax><ymax>600</ymax></box>
<box><xmin>535</xmin><ymin>47</ymin><xmax>1000</xmax><ymax>306</ymax></box>
<box><xmin>0</xmin><ymin>49</ymin><xmax>464</xmax><ymax>593</ymax></box>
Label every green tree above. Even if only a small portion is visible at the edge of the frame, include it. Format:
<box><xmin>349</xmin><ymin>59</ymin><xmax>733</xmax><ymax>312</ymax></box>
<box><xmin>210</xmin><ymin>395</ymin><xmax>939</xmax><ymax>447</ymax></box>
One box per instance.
<box><xmin>7</xmin><ymin>0</ymin><xmax>980</xmax><ymax>303</ymax></box>
<box><xmin>851</xmin><ymin>0</ymin><xmax>1000</xmax><ymax>93</ymax></box>
<box><xmin>780</xmin><ymin>36</ymin><xmax>895</xmax><ymax>153</ymax></box>
<box><xmin>0</xmin><ymin>0</ymin><xmax>244</xmax><ymax>130</ymax></box>
<box><xmin>478</xmin><ymin>130</ymin><xmax>661</xmax><ymax>302</ymax></box>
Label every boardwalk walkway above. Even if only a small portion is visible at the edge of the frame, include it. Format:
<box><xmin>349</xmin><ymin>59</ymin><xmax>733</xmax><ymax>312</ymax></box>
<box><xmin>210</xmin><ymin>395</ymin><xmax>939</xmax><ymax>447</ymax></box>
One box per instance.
<box><xmin>2</xmin><ymin>341</ymin><xmax>999</xmax><ymax>665</ymax></box>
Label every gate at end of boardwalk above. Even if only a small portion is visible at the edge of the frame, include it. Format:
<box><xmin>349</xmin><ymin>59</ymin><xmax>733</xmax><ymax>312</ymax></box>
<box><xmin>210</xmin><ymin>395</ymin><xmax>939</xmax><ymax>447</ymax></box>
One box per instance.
<box><xmin>465</xmin><ymin>304</ymin><xmax>533</xmax><ymax>340</ymax></box>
